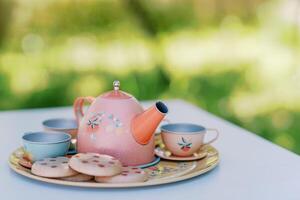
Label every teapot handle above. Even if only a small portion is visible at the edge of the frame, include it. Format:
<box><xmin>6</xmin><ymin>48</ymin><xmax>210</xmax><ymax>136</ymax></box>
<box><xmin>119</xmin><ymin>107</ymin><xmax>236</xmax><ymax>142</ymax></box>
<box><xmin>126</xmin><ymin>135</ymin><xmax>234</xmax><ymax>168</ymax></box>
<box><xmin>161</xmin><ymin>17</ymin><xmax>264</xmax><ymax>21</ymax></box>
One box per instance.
<box><xmin>73</xmin><ymin>96</ymin><xmax>96</xmax><ymax>125</ymax></box>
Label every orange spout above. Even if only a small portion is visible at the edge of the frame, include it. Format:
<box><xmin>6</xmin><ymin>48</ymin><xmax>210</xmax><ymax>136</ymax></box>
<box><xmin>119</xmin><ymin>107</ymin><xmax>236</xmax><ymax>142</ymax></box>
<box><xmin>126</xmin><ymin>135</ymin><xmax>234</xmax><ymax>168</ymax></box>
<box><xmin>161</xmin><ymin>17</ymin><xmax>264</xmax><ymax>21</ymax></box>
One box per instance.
<box><xmin>132</xmin><ymin>101</ymin><xmax>168</xmax><ymax>145</ymax></box>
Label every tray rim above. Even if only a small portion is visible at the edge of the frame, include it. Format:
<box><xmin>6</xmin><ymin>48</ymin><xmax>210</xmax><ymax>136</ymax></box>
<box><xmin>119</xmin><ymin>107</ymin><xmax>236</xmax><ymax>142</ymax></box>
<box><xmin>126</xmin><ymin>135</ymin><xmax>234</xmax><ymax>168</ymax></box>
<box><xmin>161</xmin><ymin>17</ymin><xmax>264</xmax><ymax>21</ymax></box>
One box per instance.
<box><xmin>8</xmin><ymin>148</ymin><xmax>219</xmax><ymax>188</ymax></box>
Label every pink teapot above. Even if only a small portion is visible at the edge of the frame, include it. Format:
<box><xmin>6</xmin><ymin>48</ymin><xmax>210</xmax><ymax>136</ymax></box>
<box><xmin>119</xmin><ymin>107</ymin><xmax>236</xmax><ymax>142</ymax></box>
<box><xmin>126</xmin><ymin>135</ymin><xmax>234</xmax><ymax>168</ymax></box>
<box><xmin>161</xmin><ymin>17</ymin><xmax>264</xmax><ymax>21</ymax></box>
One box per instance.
<box><xmin>73</xmin><ymin>80</ymin><xmax>168</xmax><ymax>166</ymax></box>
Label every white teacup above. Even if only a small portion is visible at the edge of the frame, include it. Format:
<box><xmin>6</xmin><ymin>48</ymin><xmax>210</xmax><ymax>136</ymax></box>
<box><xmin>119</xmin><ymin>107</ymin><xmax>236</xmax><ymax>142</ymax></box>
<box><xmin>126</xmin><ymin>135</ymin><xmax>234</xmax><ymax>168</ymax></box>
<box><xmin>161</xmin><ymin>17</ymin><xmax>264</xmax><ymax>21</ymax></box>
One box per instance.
<box><xmin>161</xmin><ymin>123</ymin><xmax>219</xmax><ymax>157</ymax></box>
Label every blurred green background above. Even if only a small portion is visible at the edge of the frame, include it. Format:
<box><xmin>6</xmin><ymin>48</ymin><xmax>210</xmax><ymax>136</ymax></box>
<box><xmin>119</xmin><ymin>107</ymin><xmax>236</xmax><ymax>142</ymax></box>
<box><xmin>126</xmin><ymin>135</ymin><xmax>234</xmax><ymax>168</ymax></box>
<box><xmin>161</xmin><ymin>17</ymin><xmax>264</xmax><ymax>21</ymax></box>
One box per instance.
<box><xmin>0</xmin><ymin>0</ymin><xmax>300</xmax><ymax>153</ymax></box>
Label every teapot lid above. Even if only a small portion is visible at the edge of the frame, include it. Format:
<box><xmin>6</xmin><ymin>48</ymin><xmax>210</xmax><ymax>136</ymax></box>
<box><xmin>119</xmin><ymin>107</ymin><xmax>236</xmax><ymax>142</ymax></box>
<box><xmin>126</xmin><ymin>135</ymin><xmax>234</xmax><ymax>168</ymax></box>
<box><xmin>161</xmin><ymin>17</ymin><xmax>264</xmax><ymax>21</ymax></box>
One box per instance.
<box><xmin>101</xmin><ymin>80</ymin><xmax>132</xmax><ymax>99</ymax></box>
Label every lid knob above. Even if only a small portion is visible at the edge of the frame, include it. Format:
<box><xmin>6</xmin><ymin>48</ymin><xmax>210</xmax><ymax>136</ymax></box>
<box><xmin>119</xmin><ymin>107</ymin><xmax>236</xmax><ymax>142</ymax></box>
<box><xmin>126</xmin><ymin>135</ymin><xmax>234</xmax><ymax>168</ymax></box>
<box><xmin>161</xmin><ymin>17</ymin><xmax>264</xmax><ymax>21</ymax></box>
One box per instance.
<box><xmin>113</xmin><ymin>80</ymin><xmax>120</xmax><ymax>91</ymax></box>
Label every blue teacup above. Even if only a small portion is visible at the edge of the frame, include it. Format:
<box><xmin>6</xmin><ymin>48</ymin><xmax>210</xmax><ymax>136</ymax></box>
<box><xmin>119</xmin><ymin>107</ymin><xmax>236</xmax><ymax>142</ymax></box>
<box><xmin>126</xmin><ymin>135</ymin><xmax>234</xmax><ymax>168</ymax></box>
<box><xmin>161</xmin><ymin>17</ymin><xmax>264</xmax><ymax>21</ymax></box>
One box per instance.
<box><xmin>42</xmin><ymin>118</ymin><xmax>78</xmax><ymax>139</ymax></box>
<box><xmin>42</xmin><ymin>118</ymin><xmax>78</xmax><ymax>151</ymax></box>
<box><xmin>22</xmin><ymin>131</ymin><xmax>71</xmax><ymax>161</ymax></box>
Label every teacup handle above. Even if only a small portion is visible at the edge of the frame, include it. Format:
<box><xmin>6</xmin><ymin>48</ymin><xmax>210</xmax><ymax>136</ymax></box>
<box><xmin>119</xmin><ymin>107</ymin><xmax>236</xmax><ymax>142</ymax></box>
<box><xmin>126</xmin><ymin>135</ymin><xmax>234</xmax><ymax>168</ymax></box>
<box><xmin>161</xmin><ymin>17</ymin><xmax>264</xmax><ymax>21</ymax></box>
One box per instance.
<box><xmin>203</xmin><ymin>128</ymin><xmax>219</xmax><ymax>146</ymax></box>
<box><xmin>73</xmin><ymin>96</ymin><xmax>96</xmax><ymax>125</ymax></box>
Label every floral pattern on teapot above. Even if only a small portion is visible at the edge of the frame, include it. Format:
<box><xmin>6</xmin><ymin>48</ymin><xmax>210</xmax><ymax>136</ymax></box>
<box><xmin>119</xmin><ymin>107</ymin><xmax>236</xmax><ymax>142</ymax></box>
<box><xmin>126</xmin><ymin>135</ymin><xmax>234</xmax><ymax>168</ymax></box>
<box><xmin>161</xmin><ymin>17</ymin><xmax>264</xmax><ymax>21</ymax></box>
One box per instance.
<box><xmin>86</xmin><ymin>112</ymin><xmax>104</xmax><ymax>130</ymax></box>
<box><xmin>86</xmin><ymin>111</ymin><xmax>124</xmax><ymax>134</ymax></box>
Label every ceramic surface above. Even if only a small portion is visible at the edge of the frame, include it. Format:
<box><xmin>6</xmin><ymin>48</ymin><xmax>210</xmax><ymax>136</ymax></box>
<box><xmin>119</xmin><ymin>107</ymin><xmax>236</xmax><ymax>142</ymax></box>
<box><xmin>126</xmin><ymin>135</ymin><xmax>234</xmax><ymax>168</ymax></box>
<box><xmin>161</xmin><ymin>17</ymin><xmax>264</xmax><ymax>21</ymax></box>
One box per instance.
<box><xmin>22</xmin><ymin>132</ymin><xmax>71</xmax><ymax>161</ymax></box>
<box><xmin>161</xmin><ymin>123</ymin><xmax>219</xmax><ymax>157</ymax></box>
<box><xmin>73</xmin><ymin>81</ymin><xmax>168</xmax><ymax>165</ymax></box>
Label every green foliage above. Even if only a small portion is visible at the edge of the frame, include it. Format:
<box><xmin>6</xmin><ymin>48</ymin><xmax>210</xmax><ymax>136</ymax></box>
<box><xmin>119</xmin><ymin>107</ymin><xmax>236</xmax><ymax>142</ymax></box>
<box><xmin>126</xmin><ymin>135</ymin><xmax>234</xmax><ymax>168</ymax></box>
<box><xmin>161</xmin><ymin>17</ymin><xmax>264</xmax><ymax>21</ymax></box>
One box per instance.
<box><xmin>0</xmin><ymin>0</ymin><xmax>300</xmax><ymax>154</ymax></box>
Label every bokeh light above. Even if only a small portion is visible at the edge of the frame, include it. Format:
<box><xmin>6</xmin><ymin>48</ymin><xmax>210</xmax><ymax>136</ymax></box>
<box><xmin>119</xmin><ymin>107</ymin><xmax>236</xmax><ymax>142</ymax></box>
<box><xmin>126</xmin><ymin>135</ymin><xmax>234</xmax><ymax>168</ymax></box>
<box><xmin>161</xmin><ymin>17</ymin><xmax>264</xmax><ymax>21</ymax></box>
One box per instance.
<box><xmin>0</xmin><ymin>0</ymin><xmax>300</xmax><ymax>154</ymax></box>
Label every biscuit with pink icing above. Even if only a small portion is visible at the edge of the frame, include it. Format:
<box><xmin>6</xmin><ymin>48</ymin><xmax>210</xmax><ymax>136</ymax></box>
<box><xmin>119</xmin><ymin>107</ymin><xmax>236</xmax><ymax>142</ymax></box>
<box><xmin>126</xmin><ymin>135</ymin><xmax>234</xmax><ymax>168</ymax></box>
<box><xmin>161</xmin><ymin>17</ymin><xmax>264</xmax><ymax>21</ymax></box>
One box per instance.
<box><xmin>69</xmin><ymin>153</ymin><xmax>122</xmax><ymax>176</ymax></box>
<box><xmin>60</xmin><ymin>173</ymin><xmax>93</xmax><ymax>182</ymax></box>
<box><xmin>31</xmin><ymin>157</ymin><xmax>78</xmax><ymax>178</ymax></box>
<box><xmin>95</xmin><ymin>166</ymin><xmax>148</xmax><ymax>183</ymax></box>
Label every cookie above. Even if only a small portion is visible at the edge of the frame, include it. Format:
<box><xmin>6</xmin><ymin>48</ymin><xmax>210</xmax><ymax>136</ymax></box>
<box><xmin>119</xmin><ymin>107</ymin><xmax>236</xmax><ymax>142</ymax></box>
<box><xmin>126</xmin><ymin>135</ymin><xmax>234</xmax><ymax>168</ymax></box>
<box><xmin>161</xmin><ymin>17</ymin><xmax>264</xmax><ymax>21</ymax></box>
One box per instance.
<box><xmin>18</xmin><ymin>157</ymin><xmax>32</xmax><ymax>169</ymax></box>
<box><xmin>60</xmin><ymin>173</ymin><xmax>93</xmax><ymax>182</ymax></box>
<box><xmin>31</xmin><ymin>157</ymin><xmax>78</xmax><ymax>178</ymax></box>
<box><xmin>14</xmin><ymin>148</ymin><xmax>25</xmax><ymax>159</ymax></box>
<box><xmin>69</xmin><ymin>153</ymin><xmax>122</xmax><ymax>176</ymax></box>
<box><xmin>95</xmin><ymin>166</ymin><xmax>148</xmax><ymax>183</ymax></box>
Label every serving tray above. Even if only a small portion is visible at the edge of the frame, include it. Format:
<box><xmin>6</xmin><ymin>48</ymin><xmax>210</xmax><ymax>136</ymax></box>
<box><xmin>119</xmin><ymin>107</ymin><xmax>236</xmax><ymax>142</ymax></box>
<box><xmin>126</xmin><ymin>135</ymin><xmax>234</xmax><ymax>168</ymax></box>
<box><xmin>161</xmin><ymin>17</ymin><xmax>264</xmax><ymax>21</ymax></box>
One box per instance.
<box><xmin>9</xmin><ymin>136</ymin><xmax>219</xmax><ymax>188</ymax></box>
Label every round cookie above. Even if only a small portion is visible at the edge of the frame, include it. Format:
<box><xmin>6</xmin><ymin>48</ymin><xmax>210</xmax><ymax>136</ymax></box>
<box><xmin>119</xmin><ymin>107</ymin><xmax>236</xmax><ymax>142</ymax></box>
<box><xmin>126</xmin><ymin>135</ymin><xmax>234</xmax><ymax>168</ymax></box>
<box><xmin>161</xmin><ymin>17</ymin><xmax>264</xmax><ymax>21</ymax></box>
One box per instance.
<box><xmin>69</xmin><ymin>153</ymin><xmax>122</xmax><ymax>176</ymax></box>
<box><xmin>31</xmin><ymin>157</ymin><xmax>78</xmax><ymax>178</ymax></box>
<box><xmin>18</xmin><ymin>157</ymin><xmax>32</xmax><ymax>169</ymax></box>
<box><xmin>95</xmin><ymin>166</ymin><xmax>148</xmax><ymax>183</ymax></box>
<box><xmin>60</xmin><ymin>173</ymin><xmax>93</xmax><ymax>182</ymax></box>
<box><xmin>14</xmin><ymin>148</ymin><xmax>25</xmax><ymax>159</ymax></box>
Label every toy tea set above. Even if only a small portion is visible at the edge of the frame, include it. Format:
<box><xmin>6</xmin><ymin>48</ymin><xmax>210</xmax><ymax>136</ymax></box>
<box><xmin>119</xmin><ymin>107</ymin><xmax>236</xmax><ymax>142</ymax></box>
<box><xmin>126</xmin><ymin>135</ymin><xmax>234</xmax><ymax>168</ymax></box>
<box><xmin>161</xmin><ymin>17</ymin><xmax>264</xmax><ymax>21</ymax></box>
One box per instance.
<box><xmin>9</xmin><ymin>80</ymin><xmax>220</xmax><ymax>188</ymax></box>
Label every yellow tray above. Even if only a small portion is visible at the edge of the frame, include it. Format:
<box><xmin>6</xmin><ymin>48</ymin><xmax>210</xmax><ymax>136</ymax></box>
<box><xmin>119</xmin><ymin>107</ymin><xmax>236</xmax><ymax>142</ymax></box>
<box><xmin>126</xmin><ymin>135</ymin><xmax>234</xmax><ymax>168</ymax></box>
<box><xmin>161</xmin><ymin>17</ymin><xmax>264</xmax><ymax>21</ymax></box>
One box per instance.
<box><xmin>9</xmin><ymin>134</ymin><xmax>219</xmax><ymax>188</ymax></box>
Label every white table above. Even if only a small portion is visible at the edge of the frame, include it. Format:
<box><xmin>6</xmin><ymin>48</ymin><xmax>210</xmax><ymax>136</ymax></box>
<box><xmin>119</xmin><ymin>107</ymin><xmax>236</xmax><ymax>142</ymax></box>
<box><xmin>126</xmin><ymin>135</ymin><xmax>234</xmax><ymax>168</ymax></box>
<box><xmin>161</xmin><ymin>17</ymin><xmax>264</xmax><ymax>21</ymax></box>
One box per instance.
<box><xmin>1</xmin><ymin>99</ymin><xmax>299</xmax><ymax>200</ymax></box>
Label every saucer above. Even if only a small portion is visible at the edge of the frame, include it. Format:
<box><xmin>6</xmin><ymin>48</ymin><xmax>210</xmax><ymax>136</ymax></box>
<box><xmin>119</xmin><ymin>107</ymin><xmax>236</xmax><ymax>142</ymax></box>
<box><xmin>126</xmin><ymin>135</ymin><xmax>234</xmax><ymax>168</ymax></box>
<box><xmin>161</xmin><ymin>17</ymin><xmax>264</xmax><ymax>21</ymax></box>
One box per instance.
<box><xmin>155</xmin><ymin>146</ymin><xmax>207</xmax><ymax>161</ymax></box>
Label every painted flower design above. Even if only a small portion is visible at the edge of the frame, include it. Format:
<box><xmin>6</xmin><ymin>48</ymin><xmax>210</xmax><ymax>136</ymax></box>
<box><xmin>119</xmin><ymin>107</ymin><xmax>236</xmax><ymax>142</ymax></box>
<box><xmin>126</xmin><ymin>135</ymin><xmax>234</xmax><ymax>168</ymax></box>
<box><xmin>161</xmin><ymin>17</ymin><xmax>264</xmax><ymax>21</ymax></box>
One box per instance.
<box><xmin>87</xmin><ymin>117</ymin><xmax>100</xmax><ymax>129</ymax></box>
<box><xmin>86</xmin><ymin>111</ymin><xmax>123</xmax><ymax>131</ymax></box>
<box><xmin>147</xmin><ymin>163</ymin><xmax>193</xmax><ymax>179</ymax></box>
<box><xmin>108</xmin><ymin>114</ymin><xmax>123</xmax><ymax>128</ymax></box>
<box><xmin>178</xmin><ymin>137</ymin><xmax>192</xmax><ymax>152</ymax></box>
<box><xmin>86</xmin><ymin>112</ymin><xmax>105</xmax><ymax>129</ymax></box>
